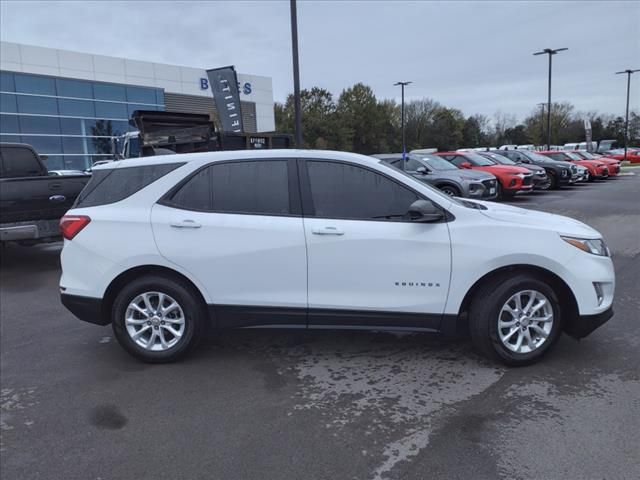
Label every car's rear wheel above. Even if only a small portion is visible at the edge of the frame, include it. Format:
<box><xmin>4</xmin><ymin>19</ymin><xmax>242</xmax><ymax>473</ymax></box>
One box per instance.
<box><xmin>111</xmin><ymin>275</ymin><xmax>206</xmax><ymax>363</ymax></box>
<box><xmin>439</xmin><ymin>185</ymin><xmax>461</xmax><ymax>197</ymax></box>
<box><xmin>468</xmin><ymin>273</ymin><xmax>563</xmax><ymax>366</ymax></box>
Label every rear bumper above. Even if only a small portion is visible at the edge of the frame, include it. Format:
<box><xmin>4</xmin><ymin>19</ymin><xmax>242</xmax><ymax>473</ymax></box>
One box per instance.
<box><xmin>1</xmin><ymin>220</ymin><xmax>61</xmax><ymax>242</ymax></box>
<box><xmin>564</xmin><ymin>306</ymin><xmax>614</xmax><ymax>339</ymax></box>
<box><xmin>60</xmin><ymin>293</ymin><xmax>109</xmax><ymax>326</ymax></box>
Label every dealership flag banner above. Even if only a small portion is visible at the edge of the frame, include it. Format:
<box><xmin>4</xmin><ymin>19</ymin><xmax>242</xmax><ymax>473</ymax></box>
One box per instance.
<box><xmin>206</xmin><ymin>66</ymin><xmax>244</xmax><ymax>133</ymax></box>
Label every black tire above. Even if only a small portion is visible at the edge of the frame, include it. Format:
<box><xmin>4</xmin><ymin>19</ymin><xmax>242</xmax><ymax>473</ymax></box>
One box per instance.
<box><xmin>468</xmin><ymin>273</ymin><xmax>563</xmax><ymax>366</ymax></box>
<box><xmin>498</xmin><ymin>183</ymin><xmax>514</xmax><ymax>200</ymax></box>
<box><xmin>439</xmin><ymin>184</ymin><xmax>461</xmax><ymax>197</ymax></box>
<box><xmin>548</xmin><ymin>170</ymin><xmax>559</xmax><ymax>189</ymax></box>
<box><xmin>111</xmin><ymin>274</ymin><xmax>207</xmax><ymax>363</ymax></box>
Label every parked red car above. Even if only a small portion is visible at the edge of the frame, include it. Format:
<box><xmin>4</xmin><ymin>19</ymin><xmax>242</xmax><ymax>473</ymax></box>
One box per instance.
<box><xmin>571</xmin><ymin>151</ymin><xmax>620</xmax><ymax>176</ymax></box>
<box><xmin>434</xmin><ymin>151</ymin><xmax>533</xmax><ymax>198</ymax></box>
<box><xmin>603</xmin><ymin>149</ymin><xmax>640</xmax><ymax>163</ymax></box>
<box><xmin>539</xmin><ymin>151</ymin><xmax>609</xmax><ymax>180</ymax></box>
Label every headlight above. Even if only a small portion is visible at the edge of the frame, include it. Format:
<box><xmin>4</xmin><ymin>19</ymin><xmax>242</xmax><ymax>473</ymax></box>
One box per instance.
<box><xmin>510</xmin><ymin>173</ymin><xmax>526</xmax><ymax>178</ymax></box>
<box><xmin>561</xmin><ymin>236</ymin><xmax>609</xmax><ymax>256</ymax></box>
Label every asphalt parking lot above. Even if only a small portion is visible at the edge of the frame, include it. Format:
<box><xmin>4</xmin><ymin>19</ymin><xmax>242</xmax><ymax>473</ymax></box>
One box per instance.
<box><xmin>1</xmin><ymin>173</ymin><xmax>639</xmax><ymax>480</ymax></box>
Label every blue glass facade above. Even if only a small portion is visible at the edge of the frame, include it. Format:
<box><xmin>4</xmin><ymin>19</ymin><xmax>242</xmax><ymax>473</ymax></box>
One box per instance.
<box><xmin>0</xmin><ymin>71</ymin><xmax>165</xmax><ymax>170</ymax></box>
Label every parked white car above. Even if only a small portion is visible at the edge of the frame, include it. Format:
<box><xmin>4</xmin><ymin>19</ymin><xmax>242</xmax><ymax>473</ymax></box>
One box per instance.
<box><xmin>59</xmin><ymin>150</ymin><xmax>615</xmax><ymax>365</ymax></box>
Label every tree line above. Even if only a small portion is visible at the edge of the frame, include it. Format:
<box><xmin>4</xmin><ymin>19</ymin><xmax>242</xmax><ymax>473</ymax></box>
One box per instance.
<box><xmin>274</xmin><ymin>83</ymin><xmax>640</xmax><ymax>153</ymax></box>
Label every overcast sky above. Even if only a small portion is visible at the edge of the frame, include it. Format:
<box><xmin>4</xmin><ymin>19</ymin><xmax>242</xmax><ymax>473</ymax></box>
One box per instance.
<box><xmin>1</xmin><ymin>1</ymin><xmax>638</xmax><ymax>122</ymax></box>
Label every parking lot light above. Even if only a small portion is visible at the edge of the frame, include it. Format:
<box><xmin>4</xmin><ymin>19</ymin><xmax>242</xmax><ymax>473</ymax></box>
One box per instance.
<box><xmin>615</xmin><ymin>69</ymin><xmax>640</xmax><ymax>161</ymax></box>
<box><xmin>533</xmin><ymin>48</ymin><xmax>568</xmax><ymax>150</ymax></box>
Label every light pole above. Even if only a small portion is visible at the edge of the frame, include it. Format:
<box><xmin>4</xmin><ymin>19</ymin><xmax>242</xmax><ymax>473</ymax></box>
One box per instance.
<box><xmin>537</xmin><ymin>102</ymin><xmax>546</xmax><ymax>147</ymax></box>
<box><xmin>290</xmin><ymin>0</ymin><xmax>302</xmax><ymax>147</ymax></box>
<box><xmin>615</xmin><ymin>69</ymin><xmax>640</xmax><ymax>161</ymax></box>
<box><xmin>394</xmin><ymin>81</ymin><xmax>412</xmax><ymax>169</ymax></box>
<box><xmin>533</xmin><ymin>48</ymin><xmax>568</xmax><ymax>149</ymax></box>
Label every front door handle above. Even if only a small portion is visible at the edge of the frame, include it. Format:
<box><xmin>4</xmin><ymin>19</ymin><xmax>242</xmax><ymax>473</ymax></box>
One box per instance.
<box><xmin>170</xmin><ymin>219</ymin><xmax>201</xmax><ymax>229</ymax></box>
<box><xmin>311</xmin><ymin>226</ymin><xmax>344</xmax><ymax>236</ymax></box>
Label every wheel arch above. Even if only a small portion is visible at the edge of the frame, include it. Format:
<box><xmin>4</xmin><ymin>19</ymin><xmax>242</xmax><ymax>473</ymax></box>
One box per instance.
<box><xmin>101</xmin><ymin>265</ymin><xmax>208</xmax><ymax>325</ymax></box>
<box><xmin>435</xmin><ymin>181</ymin><xmax>463</xmax><ymax>194</ymax></box>
<box><xmin>451</xmin><ymin>264</ymin><xmax>579</xmax><ymax>336</ymax></box>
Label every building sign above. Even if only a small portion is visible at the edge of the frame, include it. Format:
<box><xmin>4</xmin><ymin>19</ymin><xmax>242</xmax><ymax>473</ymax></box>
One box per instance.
<box><xmin>206</xmin><ymin>66</ymin><xmax>244</xmax><ymax>133</ymax></box>
<box><xmin>200</xmin><ymin>77</ymin><xmax>251</xmax><ymax>95</ymax></box>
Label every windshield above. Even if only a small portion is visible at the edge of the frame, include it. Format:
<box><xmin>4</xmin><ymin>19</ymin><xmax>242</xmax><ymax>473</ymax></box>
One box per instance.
<box><xmin>482</xmin><ymin>153</ymin><xmax>516</xmax><ymax>165</ymax></box>
<box><xmin>522</xmin><ymin>151</ymin><xmax>552</xmax><ymax>163</ymax></box>
<box><xmin>420</xmin><ymin>155</ymin><xmax>458</xmax><ymax>171</ymax></box>
<box><xmin>580</xmin><ymin>152</ymin><xmax>596</xmax><ymax>159</ymax></box>
<box><xmin>464</xmin><ymin>152</ymin><xmax>496</xmax><ymax>166</ymax></box>
<box><xmin>565</xmin><ymin>152</ymin><xmax>583</xmax><ymax>161</ymax></box>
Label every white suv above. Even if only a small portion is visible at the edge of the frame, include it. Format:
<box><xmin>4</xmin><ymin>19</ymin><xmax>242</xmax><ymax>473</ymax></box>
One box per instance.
<box><xmin>59</xmin><ymin>150</ymin><xmax>615</xmax><ymax>365</ymax></box>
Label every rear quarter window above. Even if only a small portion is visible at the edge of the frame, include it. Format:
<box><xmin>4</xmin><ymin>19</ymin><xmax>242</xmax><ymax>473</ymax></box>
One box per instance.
<box><xmin>74</xmin><ymin>162</ymin><xmax>184</xmax><ymax>208</ymax></box>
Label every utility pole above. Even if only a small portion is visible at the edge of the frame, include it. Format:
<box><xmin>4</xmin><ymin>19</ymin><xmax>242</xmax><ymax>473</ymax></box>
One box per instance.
<box><xmin>394</xmin><ymin>81</ymin><xmax>412</xmax><ymax>169</ymax></box>
<box><xmin>290</xmin><ymin>0</ymin><xmax>302</xmax><ymax>147</ymax></box>
<box><xmin>533</xmin><ymin>48</ymin><xmax>568</xmax><ymax>149</ymax></box>
<box><xmin>615</xmin><ymin>69</ymin><xmax>640</xmax><ymax>160</ymax></box>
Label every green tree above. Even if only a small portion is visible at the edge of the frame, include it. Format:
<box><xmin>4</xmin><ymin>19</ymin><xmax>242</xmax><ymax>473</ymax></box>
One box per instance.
<box><xmin>425</xmin><ymin>107</ymin><xmax>464</xmax><ymax>151</ymax></box>
<box><xmin>336</xmin><ymin>83</ymin><xmax>387</xmax><ymax>154</ymax></box>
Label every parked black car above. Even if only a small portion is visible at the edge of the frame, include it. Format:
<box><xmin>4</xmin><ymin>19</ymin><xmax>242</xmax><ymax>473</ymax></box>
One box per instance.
<box><xmin>499</xmin><ymin>149</ymin><xmax>577</xmax><ymax>189</ymax></box>
<box><xmin>478</xmin><ymin>151</ymin><xmax>551</xmax><ymax>190</ymax></box>
<box><xmin>0</xmin><ymin>143</ymin><xmax>90</xmax><ymax>245</ymax></box>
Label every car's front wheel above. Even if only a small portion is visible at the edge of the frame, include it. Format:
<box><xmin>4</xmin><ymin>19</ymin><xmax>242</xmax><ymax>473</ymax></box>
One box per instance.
<box><xmin>111</xmin><ymin>274</ymin><xmax>206</xmax><ymax>363</ymax></box>
<box><xmin>468</xmin><ymin>273</ymin><xmax>563</xmax><ymax>366</ymax></box>
<box><xmin>439</xmin><ymin>185</ymin><xmax>461</xmax><ymax>197</ymax></box>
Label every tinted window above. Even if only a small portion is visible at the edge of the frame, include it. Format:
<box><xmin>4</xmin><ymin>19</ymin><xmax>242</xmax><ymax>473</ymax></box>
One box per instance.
<box><xmin>0</xmin><ymin>114</ymin><xmax>19</xmax><ymax>133</ymax></box>
<box><xmin>447</xmin><ymin>156</ymin><xmax>467</xmax><ymax>167</ymax></box>
<box><xmin>168</xmin><ymin>160</ymin><xmax>290</xmax><ymax>215</ymax></box>
<box><xmin>75</xmin><ymin>163</ymin><xmax>184</xmax><ymax>208</ymax></box>
<box><xmin>1</xmin><ymin>93</ymin><xmax>17</xmax><ymax>113</ymax></box>
<box><xmin>21</xmin><ymin>135</ymin><xmax>63</xmax><ymax>154</ymax></box>
<box><xmin>58</xmin><ymin>98</ymin><xmax>95</xmax><ymax>117</ymax></box>
<box><xmin>306</xmin><ymin>161</ymin><xmax>419</xmax><ymax>220</ymax></box>
<box><xmin>16</xmin><ymin>95</ymin><xmax>58</xmax><ymax>115</ymax></box>
<box><xmin>405</xmin><ymin>157</ymin><xmax>424</xmax><ymax>171</ymax></box>
<box><xmin>93</xmin><ymin>83</ymin><xmax>126</xmax><ymax>102</ymax></box>
<box><xmin>18</xmin><ymin>115</ymin><xmax>61</xmax><ymax>134</ymax></box>
<box><xmin>56</xmin><ymin>79</ymin><xmax>93</xmax><ymax>99</ymax></box>
<box><xmin>170</xmin><ymin>168</ymin><xmax>210</xmax><ymax>211</ymax></box>
<box><xmin>0</xmin><ymin>72</ymin><xmax>15</xmax><ymax>92</ymax></box>
<box><xmin>126</xmin><ymin>86</ymin><xmax>157</xmax><ymax>104</ymax></box>
<box><xmin>94</xmin><ymin>101</ymin><xmax>128</xmax><ymax>119</ymax></box>
<box><xmin>0</xmin><ymin>145</ymin><xmax>43</xmax><ymax>177</ymax></box>
<box><xmin>14</xmin><ymin>74</ymin><xmax>56</xmax><ymax>95</ymax></box>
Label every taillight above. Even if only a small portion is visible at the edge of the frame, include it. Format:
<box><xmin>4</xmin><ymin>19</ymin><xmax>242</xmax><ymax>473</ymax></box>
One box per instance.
<box><xmin>60</xmin><ymin>215</ymin><xmax>91</xmax><ymax>240</ymax></box>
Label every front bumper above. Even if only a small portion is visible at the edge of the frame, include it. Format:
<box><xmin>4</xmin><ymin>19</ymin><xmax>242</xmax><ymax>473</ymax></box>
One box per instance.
<box><xmin>60</xmin><ymin>293</ymin><xmax>109</xmax><ymax>326</ymax></box>
<box><xmin>533</xmin><ymin>176</ymin><xmax>551</xmax><ymax>189</ymax></box>
<box><xmin>564</xmin><ymin>306</ymin><xmax>614</xmax><ymax>339</ymax></box>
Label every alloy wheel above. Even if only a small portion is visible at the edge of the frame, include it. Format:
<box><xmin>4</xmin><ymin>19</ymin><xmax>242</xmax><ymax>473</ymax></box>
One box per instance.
<box><xmin>497</xmin><ymin>290</ymin><xmax>553</xmax><ymax>354</ymax></box>
<box><xmin>125</xmin><ymin>292</ymin><xmax>186</xmax><ymax>351</ymax></box>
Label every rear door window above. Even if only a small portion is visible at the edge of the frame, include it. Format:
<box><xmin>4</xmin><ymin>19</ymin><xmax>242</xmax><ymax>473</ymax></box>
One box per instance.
<box><xmin>166</xmin><ymin>160</ymin><xmax>291</xmax><ymax>216</ymax></box>
<box><xmin>74</xmin><ymin>163</ymin><xmax>184</xmax><ymax>208</ymax></box>
<box><xmin>0</xmin><ymin>145</ymin><xmax>43</xmax><ymax>177</ymax></box>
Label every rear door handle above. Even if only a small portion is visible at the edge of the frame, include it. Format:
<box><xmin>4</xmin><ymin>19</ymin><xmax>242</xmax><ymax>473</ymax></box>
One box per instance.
<box><xmin>311</xmin><ymin>226</ymin><xmax>344</xmax><ymax>236</ymax></box>
<box><xmin>170</xmin><ymin>219</ymin><xmax>201</xmax><ymax>229</ymax></box>
<box><xmin>49</xmin><ymin>195</ymin><xmax>67</xmax><ymax>203</ymax></box>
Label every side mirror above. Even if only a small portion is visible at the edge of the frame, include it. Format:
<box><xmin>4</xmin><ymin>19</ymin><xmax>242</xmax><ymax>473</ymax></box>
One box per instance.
<box><xmin>460</xmin><ymin>161</ymin><xmax>472</xmax><ymax>169</ymax></box>
<box><xmin>416</xmin><ymin>166</ymin><xmax>429</xmax><ymax>175</ymax></box>
<box><xmin>406</xmin><ymin>200</ymin><xmax>444</xmax><ymax>223</ymax></box>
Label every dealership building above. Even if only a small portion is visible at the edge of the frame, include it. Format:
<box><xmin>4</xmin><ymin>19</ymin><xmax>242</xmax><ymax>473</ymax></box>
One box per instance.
<box><xmin>0</xmin><ymin>41</ymin><xmax>276</xmax><ymax>170</ymax></box>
